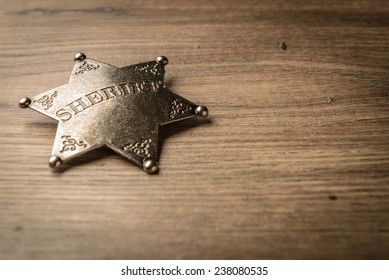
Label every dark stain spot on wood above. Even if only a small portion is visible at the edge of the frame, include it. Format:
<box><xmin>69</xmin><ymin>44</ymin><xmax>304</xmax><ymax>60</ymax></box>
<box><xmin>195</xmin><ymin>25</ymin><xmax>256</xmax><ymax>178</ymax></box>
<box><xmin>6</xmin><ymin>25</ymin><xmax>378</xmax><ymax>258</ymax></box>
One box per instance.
<box><xmin>14</xmin><ymin>7</ymin><xmax>125</xmax><ymax>16</ymax></box>
<box><xmin>328</xmin><ymin>195</ymin><xmax>337</xmax><ymax>201</ymax></box>
<box><xmin>14</xmin><ymin>225</ymin><xmax>23</xmax><ymax>232</ymax></box>
<box><xmin>280</xmin><ymin>42</ymin><xmax>287</xmax><ymax>50</ymax></box>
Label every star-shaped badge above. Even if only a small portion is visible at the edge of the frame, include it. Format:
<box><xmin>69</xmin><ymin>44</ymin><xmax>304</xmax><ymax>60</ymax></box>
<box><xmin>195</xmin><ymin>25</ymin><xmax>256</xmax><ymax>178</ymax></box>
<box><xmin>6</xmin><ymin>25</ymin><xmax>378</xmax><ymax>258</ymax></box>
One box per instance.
<box><xmin>19</xmin><ymin>53</ymin><xmax>208</xmax><ymax>174</ymax></box>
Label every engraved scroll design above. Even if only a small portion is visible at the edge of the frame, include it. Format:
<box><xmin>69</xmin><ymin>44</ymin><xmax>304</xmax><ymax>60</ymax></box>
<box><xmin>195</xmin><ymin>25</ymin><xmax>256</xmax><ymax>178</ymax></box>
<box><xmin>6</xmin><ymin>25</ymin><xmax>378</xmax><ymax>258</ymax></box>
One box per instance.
<box><xmin>123</xmin><ymin>139</ymin><xmax>152</xmax><ymax>157</ymax></box>
<box><xmin>59</xmin><ymin>135</ymin><xmax>87</xmax><ymax>153</ymax></box>
<box><xmin>169</xmin><ymin>99</ymin><xmax>192</xmax><ymax>118</ymax></box>
<box><xmin>75</xmin><ymin>61</ymin><xmax>100</xmax><ymax>75</ymax></box>
<box><xmin>134</xmin><ymin>63</ymin><xmax>159</xmax><ymax>75</ymax></box>
<box><xmin>34</xmin><ymin>91</ymin><xmax>58</xmax><ymax>110</ymax></box>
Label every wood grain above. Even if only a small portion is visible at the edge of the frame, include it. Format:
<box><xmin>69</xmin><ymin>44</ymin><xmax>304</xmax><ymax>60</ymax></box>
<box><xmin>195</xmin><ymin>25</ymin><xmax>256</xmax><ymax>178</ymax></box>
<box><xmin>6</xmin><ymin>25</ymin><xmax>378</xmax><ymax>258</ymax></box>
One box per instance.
<box><xmin>0</xmin><ymin>0</ymin><xmax>389</xmax><ymax>259</ymax></box>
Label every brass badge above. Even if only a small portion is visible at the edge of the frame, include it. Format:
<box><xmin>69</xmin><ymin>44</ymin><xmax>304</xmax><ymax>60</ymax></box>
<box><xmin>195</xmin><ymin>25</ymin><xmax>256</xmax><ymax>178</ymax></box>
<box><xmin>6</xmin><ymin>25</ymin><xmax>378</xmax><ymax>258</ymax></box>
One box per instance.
<box><xmin>19</xmin><ymin>53</ymin><xmax>208</xmax><ymax>174</ymax></box>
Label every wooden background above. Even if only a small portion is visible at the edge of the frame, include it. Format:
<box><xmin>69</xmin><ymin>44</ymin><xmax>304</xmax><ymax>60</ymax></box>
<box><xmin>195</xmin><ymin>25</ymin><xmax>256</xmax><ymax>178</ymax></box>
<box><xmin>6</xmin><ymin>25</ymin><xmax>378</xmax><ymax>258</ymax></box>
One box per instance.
<box><xmin>0</xmin><ymin>0</ymin><xmax>388</xmax><ymax>259</ymax></box>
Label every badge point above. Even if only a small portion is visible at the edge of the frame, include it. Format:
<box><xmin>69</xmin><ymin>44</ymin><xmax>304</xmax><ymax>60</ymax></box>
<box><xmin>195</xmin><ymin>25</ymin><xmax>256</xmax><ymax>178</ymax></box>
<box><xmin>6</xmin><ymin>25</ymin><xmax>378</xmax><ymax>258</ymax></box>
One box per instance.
<box><xmin>74</xmin><ymin>52</ymin><xmax>87</xmax><ymax>62</ymax></box>
<box><xmin>143</xmin><ymin>159</ymin><xmax>159</xmax><ymax>174</ymax></box>
<box><xmin>19</xmin><ymin>97</ymin><xmax>31</xmax><ymax>109</ymax></box>
<box><xmin>195</xmin><ymin>105</ymin><xmax>209</xmax><ymax>117</ymax></box>
<box><xmin>156</xmin><ymin>56</ymin><xmax>169</xmax><ymax>65</ymax></box>
<box><xmin>49</xmin><ymin>156</ymin><xmax>62</xmax><ymax>168</ymax></box>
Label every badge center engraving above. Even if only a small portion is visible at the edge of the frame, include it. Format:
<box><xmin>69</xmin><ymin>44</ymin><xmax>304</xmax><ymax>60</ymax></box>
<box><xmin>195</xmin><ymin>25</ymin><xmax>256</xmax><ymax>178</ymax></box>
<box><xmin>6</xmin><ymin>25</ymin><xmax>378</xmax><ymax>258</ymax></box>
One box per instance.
<box><xmin>56</xmin><ymin>81</ymin><xmax>162</xmax><ymax>122</ymax></box>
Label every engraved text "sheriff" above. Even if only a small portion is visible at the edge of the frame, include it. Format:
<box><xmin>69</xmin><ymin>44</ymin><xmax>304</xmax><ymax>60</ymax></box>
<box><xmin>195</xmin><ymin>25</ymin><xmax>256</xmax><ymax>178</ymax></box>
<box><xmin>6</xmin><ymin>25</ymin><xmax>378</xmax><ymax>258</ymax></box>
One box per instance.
<box><xmin>56</xmin><ymin>81</ymin><xmax>161</xmax><ymax>122</ymax></box>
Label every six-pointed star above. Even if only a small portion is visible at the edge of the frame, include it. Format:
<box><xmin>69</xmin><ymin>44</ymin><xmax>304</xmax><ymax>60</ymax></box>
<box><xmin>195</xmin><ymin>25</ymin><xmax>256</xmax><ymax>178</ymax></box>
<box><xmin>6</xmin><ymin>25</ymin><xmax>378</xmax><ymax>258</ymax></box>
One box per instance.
<box><xmin>19</xmin><ymin>53</ymin><xmax>208</xmax><ymax>174</ymax></box>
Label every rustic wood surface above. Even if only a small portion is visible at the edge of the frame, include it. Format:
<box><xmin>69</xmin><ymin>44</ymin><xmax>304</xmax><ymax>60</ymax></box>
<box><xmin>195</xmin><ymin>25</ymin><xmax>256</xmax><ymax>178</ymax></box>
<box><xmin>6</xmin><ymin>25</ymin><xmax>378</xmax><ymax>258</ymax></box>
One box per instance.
<box><xmin>0</xmin><ymin>0</ymin><xmax>388</xmax><ymax>259</ymax></box>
